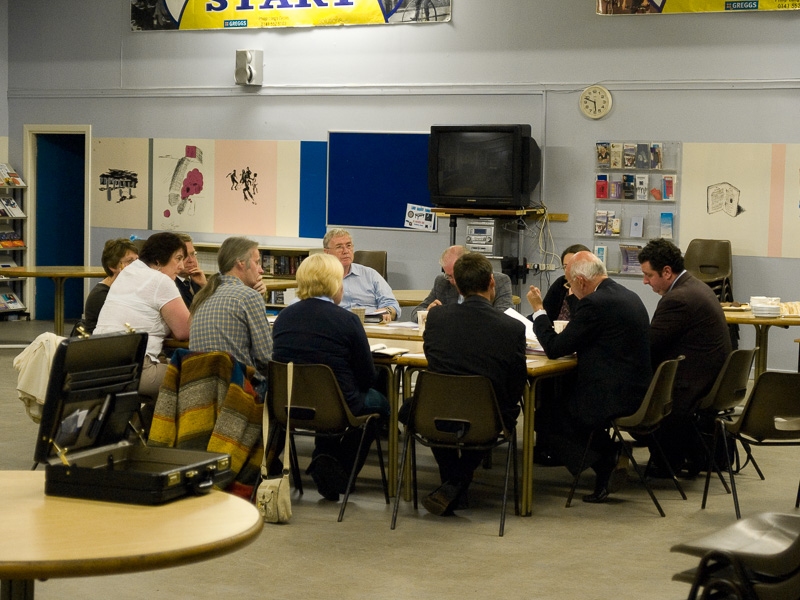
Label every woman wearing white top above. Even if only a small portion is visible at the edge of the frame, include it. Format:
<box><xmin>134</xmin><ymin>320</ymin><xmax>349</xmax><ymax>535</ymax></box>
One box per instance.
<box><xmin>94</xmin><ymin>232</ymin><xmax>190</xmax><ymax>402</ymax></box>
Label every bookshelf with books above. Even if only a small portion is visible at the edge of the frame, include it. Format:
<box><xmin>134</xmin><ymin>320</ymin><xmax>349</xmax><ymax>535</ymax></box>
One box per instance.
<box><xmin>594</xmin><ymin>141</ymin><xmax>680</xmax><ymax>274</ymax></box>
<box><xmin>0</xmin><ymin>164</ymin><xmax>29</xmax><ymax>317</ymax></box>
<box><xmin>192</xmin><ymin>242</ymin><xmax>321</xmax><ymax>310</ymax></box>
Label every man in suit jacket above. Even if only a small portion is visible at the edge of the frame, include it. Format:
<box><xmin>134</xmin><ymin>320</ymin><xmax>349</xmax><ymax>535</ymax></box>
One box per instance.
<box><xmin>410</xmin><ymin>245</ymin><xmax>514</xmax><ymax>321</ymax></box>
<box><xmin>527</xmin><ymin>251</ymin><xmax>652</xmax><ymax>503</ymax></box>
<box><xmin>639</xmin><ymin>238</ymin><xmax>732</xmax><ymax>475</ymax></box>
<box><xmin>418</xmin><ymin>252</ymin><xmax>527</xmax><ymax>515</ymax></box>
<box><xmin>175</xmin><ymin>234</ymin><xmax>206</xmax><ymax>309</ymax></box>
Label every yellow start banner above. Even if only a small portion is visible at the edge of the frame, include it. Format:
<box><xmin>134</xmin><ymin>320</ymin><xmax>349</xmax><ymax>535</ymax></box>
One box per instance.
<box><xmin>131</xmin><ymin>0</ymin><xmax>451</xmax><ymax>30</ymax></box>
<box><xmin>598</xmin><ymin>0</ymin><xmax>800</xmax><ymax>13</ymax></box>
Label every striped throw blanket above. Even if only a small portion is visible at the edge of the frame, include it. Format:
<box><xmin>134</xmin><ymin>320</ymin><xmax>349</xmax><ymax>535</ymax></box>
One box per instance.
<box><xmin>149</xmin><ymin>349</ymin><xmax>265</xmax><ymax>487</ymax></box>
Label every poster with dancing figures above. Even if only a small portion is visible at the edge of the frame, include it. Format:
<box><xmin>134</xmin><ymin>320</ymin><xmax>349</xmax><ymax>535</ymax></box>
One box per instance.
<box><xmin>151</xmin><ymin>138</ymin><xmax>216</xmax><ymax>233</ymax></box>
<box><xmin>214</xmin><ymin>139</ymin><xmax>279</xmax><ymax>236</ymax></box>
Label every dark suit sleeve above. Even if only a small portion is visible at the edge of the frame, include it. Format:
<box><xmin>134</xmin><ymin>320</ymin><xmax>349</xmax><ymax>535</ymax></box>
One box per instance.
<box><xmin>410</xmin><ymin>285</ymin><xmax>439</xmax><ymax>321</ymax></box>
<box><xmin>534</xmin><ymin>295</ymin><xmax>604</xmax><ymax>359</ymax></box>
<box><xmin>649</xmin><ymin>294</ymin><xmax>691</xmax><ymax>367</ymax></box>
<box><xmin>492</xmin><ymin>273</ymin><xmax>514</xmax><ymax>312</ymax></box>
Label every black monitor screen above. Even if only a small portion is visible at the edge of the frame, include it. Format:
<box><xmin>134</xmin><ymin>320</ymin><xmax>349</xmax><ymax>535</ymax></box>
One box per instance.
<box><xmin>437</xmin><ymin>132</ymin><xmax>514</xmax><ymax>198</ymax></box>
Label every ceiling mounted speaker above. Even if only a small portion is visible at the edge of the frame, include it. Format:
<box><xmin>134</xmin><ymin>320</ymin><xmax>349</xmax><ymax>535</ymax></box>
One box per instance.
<box><xmin>235</xmin><ymin>49</ymin><xmax>263</xmax><ymax>86</ymax></box>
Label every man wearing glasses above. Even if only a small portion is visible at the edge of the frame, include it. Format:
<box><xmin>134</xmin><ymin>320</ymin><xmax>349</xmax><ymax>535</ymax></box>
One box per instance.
<box><xmin>323</xmin><ymin>228</ymin><xmax>400</xmax><ymax>321</ymax></box>
<box><xmin>410</xmin><ymin>245</ymin><xmax>513</xmax><ymax>321</ymax></box>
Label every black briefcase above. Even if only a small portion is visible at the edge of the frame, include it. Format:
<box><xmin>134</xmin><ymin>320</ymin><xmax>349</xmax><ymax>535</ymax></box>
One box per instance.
<box><xmin>33</xmin><ymin>331</ymin><xmax>234</xmax><ymax>505</ymax></box>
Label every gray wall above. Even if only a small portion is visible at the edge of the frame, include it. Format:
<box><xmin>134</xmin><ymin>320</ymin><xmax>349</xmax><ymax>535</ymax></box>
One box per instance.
<box><xmin>6</xmin><ymin>1</ymin><xmax>800</xmax><ymax>369</ymax></box>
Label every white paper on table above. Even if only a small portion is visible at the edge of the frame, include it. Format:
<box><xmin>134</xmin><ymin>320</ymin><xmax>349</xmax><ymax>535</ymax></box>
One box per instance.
<box><xmin>504</xmin><ymin>307</ymin><xmax>536</xmax><ymax>342</ymax></box>
<box><xmin>385</xmin><ymin>321</ymin><xmax>419</xmax><ymax>328</ymax></box>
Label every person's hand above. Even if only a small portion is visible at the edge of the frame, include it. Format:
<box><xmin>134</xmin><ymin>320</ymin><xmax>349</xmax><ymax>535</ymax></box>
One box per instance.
<box><xmin>527</xmin><ymin>285</ymin><xmax>544</xmax><ymax>312</ymax></box>
<box><xmin>426</xmin><ymin>299</ymin><xmax>442</xmax><ymax>310</ymax></box>
<box><xmin>188</xmin><ymin>269</ymin><xmax>207</xmax><ymax>288</ymax></box>
<box><xmin>252</xmin><ymin>278</ymin><xmax>267</xmax><ymax>296</ymax></box>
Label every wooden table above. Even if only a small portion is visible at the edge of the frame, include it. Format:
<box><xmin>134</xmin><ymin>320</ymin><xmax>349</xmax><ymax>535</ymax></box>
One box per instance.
<box><xmin>393</xmin><ymin>290</ymin><xmax>521</xmax><ymax>308</ymax></box>
<box><xmin>368</xmin><ymin>327</ymin><xmax>576</xmax><ymax>516</ymax></box>
<box><xmin>724</xmin><ymin>310</ymin><xmax>800</xmax><ymax>377</ymax></box>
<box><xmin>0</xmin><ymin>470</ymin><xmax>263</xmax><ymax>600</ymax></box>
<box><xmin>0</xmin><ymin>266</ymin><xmax>105</xmax><ymax>336</ymax></box>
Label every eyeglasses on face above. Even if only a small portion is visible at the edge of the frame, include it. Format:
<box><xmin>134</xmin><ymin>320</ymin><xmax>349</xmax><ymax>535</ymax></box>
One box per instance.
<box><xmin>329</xmin><ymin>242</ymin><xmax>353</xmax><ymax>252</ymax></box>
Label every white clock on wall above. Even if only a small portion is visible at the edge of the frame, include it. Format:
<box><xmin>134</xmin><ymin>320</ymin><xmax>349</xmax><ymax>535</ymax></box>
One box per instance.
<box><xmin>579</xmin><ymin>85</ymin><xmax>613</xmax><ymax>119</ymax></box>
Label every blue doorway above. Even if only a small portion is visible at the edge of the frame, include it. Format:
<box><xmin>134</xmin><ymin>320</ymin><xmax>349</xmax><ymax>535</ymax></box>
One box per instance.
<box><xmin>35</xmin><ymin>134</ymin><xmax>86</xmax><ymax>320</ymax></box>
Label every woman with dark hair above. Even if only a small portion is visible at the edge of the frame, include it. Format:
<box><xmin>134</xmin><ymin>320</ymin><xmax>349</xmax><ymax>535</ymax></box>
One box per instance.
<box><xmin>79</xmin><ymin>238</ymin><xmax>139</xmax><ymax>334</ymax></box>
<box><xmin>94</xmin><ymin>232</ymin><xmax>190</xmax><ymax>401</ymax></box>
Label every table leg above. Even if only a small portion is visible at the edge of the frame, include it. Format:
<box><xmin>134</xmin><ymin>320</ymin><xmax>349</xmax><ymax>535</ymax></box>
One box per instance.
<box><xmin>521</xmin><ymin>380</ymin><xmax>535</xmax><ymax>517</ymax></box>
<box><xmin>1</xmin><ymin>579</ymin><xmax>34</xmax><ymax>600</ymax></box>
<box><xmin>383</xmin><ymin>364</ymin><xmax>401</xmax><ymax>498</ymax></box>
<box><xmin>753</xmin><ymin>324</ymin><xmax>770</xmax><ymax>379</ymax></box>
<box><xmin>52</xmin><ymin>277</ymin><xmax>66</xmax><ymax>337</ymax></box>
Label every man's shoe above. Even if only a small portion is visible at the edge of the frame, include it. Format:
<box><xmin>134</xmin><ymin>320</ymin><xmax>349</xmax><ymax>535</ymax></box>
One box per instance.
<box><xmin>582</xmin><ymin>487</ymin><xmax>610</xmax><ymax>503</ymax></box>
<box><xmin>534</xmin><ymin>446</ymin><xmax>563</xmax><ymax>467</ymax></box>
<box><xmin>422</xmin><ymin>481</ymin><xmax>462</xmax><ymax>516</ymax></box>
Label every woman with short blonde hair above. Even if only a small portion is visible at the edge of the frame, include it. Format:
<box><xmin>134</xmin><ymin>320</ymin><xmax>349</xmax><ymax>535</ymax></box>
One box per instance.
<box><xmin>296</xmin><ymin>253</ymin><xmax>343</xmax><ymax>301</ymax></box>
<box><xmin>272</xmin><ymin>250</ymin><xmax>388</xmax><ymax>502</ymax></box>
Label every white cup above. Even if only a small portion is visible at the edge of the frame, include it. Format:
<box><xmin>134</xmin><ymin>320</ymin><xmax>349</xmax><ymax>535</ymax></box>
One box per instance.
<box><xmin>350</xmin><ymin>307</ymin><xmax>366</xmax><ymax>323</ymax></box>
<box><xmin>417</xmin><ymin>310</ymin><xmax>429</xmax><ymax>333</ymax></box>
<box><xmin>553</xmin><ymin>320</ymin><xmax>568</xmax><ymax>333</ymax></box>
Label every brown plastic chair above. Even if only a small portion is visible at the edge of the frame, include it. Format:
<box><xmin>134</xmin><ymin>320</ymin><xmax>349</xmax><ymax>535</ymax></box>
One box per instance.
<box><xmin>671</xmin><ymin>512</ymin><xmax>800</xmax><ymax>599</ymax></box>
<box><xmin>702</xmin><ymin>372</ymin><xmax>800</xmax><ymax>520</ymax></box>
<box><xmin>353</xmin><ymin>250</ymin><xmax>388</xmax><ymax>280</ymax></box>
<box><xmin>566</xmin><ymin>357</ymin><xmax>685</xmax><ymax>517</ymax></box>
<box><xmin>684</xmin><ymin>238</ymin><xmax>734</xmax><ymax>302</ymax></box>
<box><xmin>266</xmin><ymin>361</ymin><xmax>389</xmax><ymax>522</ymax></box>
<box><xmin>390</xmin><ymin>371</ymin><xmax>518</xmax><ymax>536</ymax></box>
<box><xmin>692</xmin><ymin>348</ymin><xmax>758</xmax><ymax>493</ymax></box>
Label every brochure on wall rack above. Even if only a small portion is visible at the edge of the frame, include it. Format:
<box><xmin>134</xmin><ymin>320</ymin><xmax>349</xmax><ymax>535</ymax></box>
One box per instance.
<box><xmin>620</xmin><ymin>244</ymin><xmax>644</xmax><ymax>274</ymax></box>
<box><xmin>0</xmin><ymin>164</ymin><xmax>25</xmax><ymax>187</ymax></box>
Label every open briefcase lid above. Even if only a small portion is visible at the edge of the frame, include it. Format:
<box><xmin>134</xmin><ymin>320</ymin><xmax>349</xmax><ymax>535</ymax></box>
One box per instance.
<box><xmin>33</xmin><ymin>331</ymin><xmax>149</xmax><ymax>465</ymax></box>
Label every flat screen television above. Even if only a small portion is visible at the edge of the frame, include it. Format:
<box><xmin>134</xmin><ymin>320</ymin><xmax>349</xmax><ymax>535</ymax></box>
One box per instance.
<box><xmin>428</xmin><ymin>124</ymin><xmax>541</xmax><ymax>210</ymax></box>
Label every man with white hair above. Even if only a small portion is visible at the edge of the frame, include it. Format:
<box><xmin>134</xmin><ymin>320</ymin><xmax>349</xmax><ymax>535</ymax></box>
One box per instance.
<box><xmin>527</xmin><ymin>251</ymin><xmax>652</xmax><ymax>503</ymax></box>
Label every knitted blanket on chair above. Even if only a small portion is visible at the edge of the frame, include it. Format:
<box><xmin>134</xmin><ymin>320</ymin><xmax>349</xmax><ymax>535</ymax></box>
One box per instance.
<box><xmin>149</xmin><ymin>349</ymin><xmax>264</xmax><ymax>485</ymax></box>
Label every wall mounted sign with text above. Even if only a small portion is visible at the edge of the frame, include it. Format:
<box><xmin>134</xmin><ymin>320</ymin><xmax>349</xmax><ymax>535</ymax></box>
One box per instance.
<box><xmin>132</xmin><ymin>0</ymin><xmax>451</xmax><ymax>31</ymax></box>
<box><xmin>597</xmin><ymin>0</ymin><xmax>798</xmax><ymax>14</ymax></box>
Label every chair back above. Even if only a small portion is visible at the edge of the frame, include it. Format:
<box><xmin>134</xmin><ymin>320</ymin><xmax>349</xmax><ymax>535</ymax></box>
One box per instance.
<box><xmin>353</xmin><ymin>250</ymin><xmax>388</xmax><ymax>280</ymax></box>
<box><xmin>697</xmin><ymin>348</ymin><xmax>757</xmax><ymax>413</ymax></box>
<box><xmin>615</xmin><ymin>356</ymin><xmax>683</xmax><ymax>432</ymax></box>
<box><xmin>410</xmin><ymin>371</ymin><xmax>506</xmax><ymax>446</ymax></box>
<box><xmin>684</xmin><ymin>239</ymin><xmax>733</xmax><ymax>282</ymax></box>
<box><xmin>732</xmin><ymin>372</ymin><xmax>800</xmax><ymax>443</ymax></box>
<box><xmin>267</xmin><ymin>361</ymin><xmax>352</xmax><ymax>433</ymax></box>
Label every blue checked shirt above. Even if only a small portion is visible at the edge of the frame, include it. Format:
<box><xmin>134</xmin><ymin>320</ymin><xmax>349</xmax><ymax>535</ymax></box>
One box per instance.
<box><xmin>189</xmin><ymin>274</ymin><xmax>272</xmax><ymax>373</ymax></box>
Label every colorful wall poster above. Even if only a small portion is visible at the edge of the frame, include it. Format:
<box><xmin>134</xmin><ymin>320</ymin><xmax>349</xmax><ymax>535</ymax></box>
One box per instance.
<box><xmin>598</xmin><ymin>0</ymin><xmax>799</xmax><ymax>13</ymax></box>
<box><xmin>151</xmin><ymin>138</ymin><xmax>216</xmax><ymax>233</ymax></box>
<box><xmin>91</xmin><ymin>137</ymin><xmax>150</xmax><ymax>230</ymax></box>
<box><xmin>131</xmin><ymin>0</ymin><xmax>451</xmax><ymax>31</ymax></box>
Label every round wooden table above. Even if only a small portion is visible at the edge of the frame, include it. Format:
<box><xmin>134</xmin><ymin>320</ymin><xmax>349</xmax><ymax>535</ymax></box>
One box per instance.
<box><xmin>0</xmin><ymin>470</ymin><xmax>263</xmax><ymax>599</ymax></box>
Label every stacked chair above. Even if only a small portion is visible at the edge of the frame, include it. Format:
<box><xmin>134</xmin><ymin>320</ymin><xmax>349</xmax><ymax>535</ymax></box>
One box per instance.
<box><xmin>671</xmin><ymin>512</ymin><xmax>800</xmax><ymax>599</ymax></box>
<box><xmin>702</xmin><ymin>371</ymin><xmax>800</xmax><ymax>520</ymax></box>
